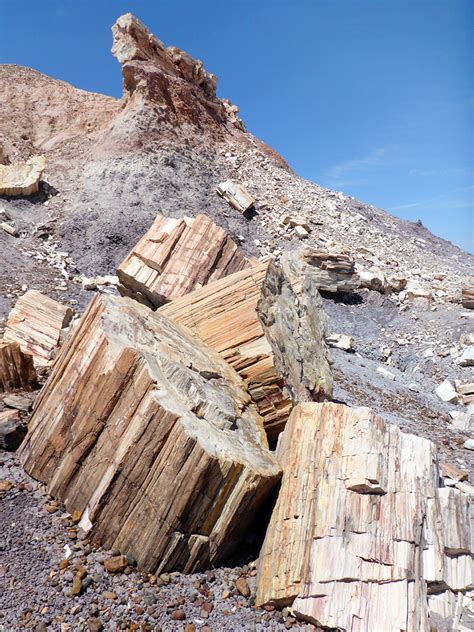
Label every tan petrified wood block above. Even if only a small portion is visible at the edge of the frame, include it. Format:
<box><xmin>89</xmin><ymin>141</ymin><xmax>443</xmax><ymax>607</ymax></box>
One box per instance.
<box><xmin>160</xmin><ymin>262</ymin><xmax>292</xmax><ymax>441</ymax></box>
<box><xmin>4</xmin><ymin>290</ymin><xmax>73</xmax><ymax>367</ymax></box>
<box><xmin>256</xmin><ymin>402</ymin><xmax>473</xmax><ymax>631</ymax></box>
<box><xmin>0</xmin><ymin>155</ymin><xmax>45</xmax><ymax>196</ymax></box>
<box><xmin>117</xmin><ymin>213</ymin><xmax>250</xmax><ymax>308</ymax></box>
<box><xmin>20</xmin><ymin>294</ymin><xmax>281</xmax><ymax>573</ymax></box>
<box><xmin>0</xmin><ymin>340</ymin><xmax>37</xmax><ymax>392</ymax></box>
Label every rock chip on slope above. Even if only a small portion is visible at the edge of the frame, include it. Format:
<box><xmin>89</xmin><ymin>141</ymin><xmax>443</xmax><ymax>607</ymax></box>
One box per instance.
<box><xmin>456</xmin><ymin>346</ymin><xmax>474</xmax><ymax>367</ymax></box>
<box><xmin>283</xmin><ymin>249</ymin><xmax>358</xmax><ymax>293</ymax></box>
<box><xmin>20</xmin><ymin>293</ymin><xmax>281</xmax><ymax>574</ymax></box>
<box><xmin>326</xmin><ymin>333</ymin><xmax>354</xmax><ymax>352</ymax></box>
<box><xmin>435</xmin><ymin>379</ymin><xmax>459</xmax><ymax>404</ymax></box>
<box><xmin>0</xmin><ymin>155</ymin><xmax>45</xmax><ymax>196</ymax></box>
<box><xmin>256</xmin><ymin>402</ymin><xmax>473</xmax><ymax>630</ymax></box>
<box><xmin>117</xmin><ymin>213</ymin><xmax>251</xmax><ymax>309</ymax></box>
<box><xmin>461</xmin><ymin>276</ymin><xmax>474</xmax><ymax>309</ymax></box>
<box><xmin>257</xmin><ymin>251</ymin><xmax>333</xmax><ymax>404</ymax></box>
<box><xmin>215</xmin><ymin>180</ymin><xmax>255</xmax><ymax>214</ymax></box>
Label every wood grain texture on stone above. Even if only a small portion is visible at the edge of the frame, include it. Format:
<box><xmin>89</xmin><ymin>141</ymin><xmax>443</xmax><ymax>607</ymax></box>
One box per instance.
<box><xmin>117</xmin><ymin>213</ymin><xmax>250</xmax><ymax>309</ymax></box>
<box><xmin>284</xmin><ymin>248</ymin><xmax>358</xmax><ymax>293</ymax></box>
<box><xmin>160</xmin><ymin>262</ymin><xmax>292</xmax><ymax>442</ymax></box>
<box><xmin>20</xmin><ymin>294</ymin><xmax>281</xmax><ymax>574</ymax></box>
<box><xmin>215</xmin><ymin>180</ymin><xmax>255</xmax><ymax>214</ymax></box>
<box><xmin>4</xmin><ymin>290</ymin><xmax>73</xmax><ymax>367</ymax></box>
<box><xmin>256</xmin><ymin>402</ymin><xmax>473</xmax><ymax>631</ymax></box>
<box><xmin>462</xmin><ymin>276</ymin><xmax>474</xmax><ymax>309</ymax></box>
<box><xmin>0</xmin><ymin>341</ymin><xmax>37</xmax><ymax>392</ymax></box>
<box><xmin>257</xmin><ymin>253</ymin><xmax>333</xmax><ymax>404</ymax></box>
<box><xmin>0</xmin><ymin>155</ymin><xmax>45</xmax><ymax>196</ymax></box>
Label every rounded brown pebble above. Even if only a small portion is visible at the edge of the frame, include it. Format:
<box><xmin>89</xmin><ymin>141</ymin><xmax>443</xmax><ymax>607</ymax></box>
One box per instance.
<box><xmin>184</xmin><ymin>625</ymin><xmax>196</xmax><ymax>632</ymax></box>
<box><xmin>234</xmin><ymin>577</ymin><xmax>250</xmax><ymax>598</ymax></box>
<box><xmin>170</xmin><ymin>609</ymin><xmax>186</xmax><ymax>621</ymax></box>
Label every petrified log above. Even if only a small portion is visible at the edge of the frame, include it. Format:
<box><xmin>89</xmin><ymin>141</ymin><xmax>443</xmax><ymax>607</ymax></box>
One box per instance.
<box><xmin>257</xmin><ymin>255</ymin><xmax>333</xmax><ymax>403</ymax></box>
<box><xmin>160</xmin><ymin>262</ymin><xmax>292</xmax><ymax>442</ymax></box>
<box><xmin>0</xmin><ymin>341</ymin><xmax>37</xmax><ymax>392</ymax></box>
<box><xmin>4</xmin><ymin>290</ymin><xmax>73</xmax><ymax>367</ymax></box>
<box><xmin>283</xmin><ymin>248</ymin><xmax>358</xmax><ymax>293</ymax></box>
<box><xmin>256</xmin><ymin>402</ymin><xmax>473</xmax><ymax>631</ymax></box>
<box><xmin>0</xmin><ymin>155</ymin><xmax>45</xmax><ymax>196</ymax></box>
<box><xmin>20</xmin><ymin>294</ymin><xmax>280</xmax><ymax>573</ymax></box>
<box><xmin>117</xmin><ymin>213</ymin><xmax>250</xmax><ymax>309</ymax></box>
<box><xmin>462</xmin><ymin>276</ymin><xmax>474</xmax><ymax>309</ymax></box>
<box><xmin>216</xmin><ymin>180</ymin><xmax>255</xmax><ymax>214</ymax></box>
<box><xmin>0</xmin><ymin>409</ymin><xmax>27</xmax><ymax>451</ymax></box>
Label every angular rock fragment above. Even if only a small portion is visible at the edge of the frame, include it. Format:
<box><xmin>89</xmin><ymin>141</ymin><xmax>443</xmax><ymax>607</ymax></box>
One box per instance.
<box><xmin>0</xmin><ymin>221</ymin><xmax>18</xmax><ymax>237</ymax></box>
<box><xmin>0</xmin><ymin>155</ymin><xmax>45</xmax><ymax>196</ymax></box>
<box><xmin>461</xmin><ymin>276</ymin><xmax>474</xmax><ymax>309</ymax></box>
<box><xmin>279</xmin><ymin>249</ymin><xmax>358</xmax><ymax>293</ymax></box>
<box><xmin>435</xmin><ymin>379</ymin><xmax>458</xmax><ymax>404</ymax></box>
<box><xmin>456</xmin><ymin>346</ymin><xmax>474</xmax><ymax>367</ymax></box>
<box><xmin>257</xmin><ymin>253</ymin><xmax>333</xmax><ymax>404</ymax></box>
<box><xmin>117</xmin><ymin>214</ymin><xmax>250</xmax><ymax>309</ymax></box>
<box><xmin>0</xmin><ymin>341</ymin><xmax>37</xmax><ymax>392</ymax></box>
<box><xmin>4</xmin><ymin>290</ymin><xmax>74</xmax><ymax>367</ymax></box>
<box><xmin>0</xmin><ymin>409</ymin><xmax>27</xmax><ymax>451</ymax></box>
<box><xmin>357</xmin><ymin>266</ymin><xmax>387</xmax><ymax>292</ymax></box>
<box><xmin>326</xmin><ymin>333</ymin><xmax>354</xmax><ymax>351</ymax></box>
<box><xmin>20</xmin><ymin>294</ymin><xmax>281</xmax><ymax>573</ymax></box>
<box><xmin>160</xmin><ymin>262</ymin><xmax>292</xmax><ymax>441</ymax></box>
<box><xmin>216</xmin><ymin>180</ymin><xmax>255</xmax><ymax>214</ymax></box>
<box><xmin>256</xmin><ymin>402</ymin><xmax>474</xmax><ymax>630</ymax></box>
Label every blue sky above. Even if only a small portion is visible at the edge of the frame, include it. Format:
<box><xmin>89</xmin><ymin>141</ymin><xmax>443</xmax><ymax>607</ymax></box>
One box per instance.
<box><xmin>1</xmin><ymin>0</ymin><xmax>472</xmax><ymax>251</ymax></box>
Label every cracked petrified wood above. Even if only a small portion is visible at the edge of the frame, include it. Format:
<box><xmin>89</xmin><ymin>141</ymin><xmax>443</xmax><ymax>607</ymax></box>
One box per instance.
<box><xmin>256</xmin><ymin>403</ymin><xmax>473</xmax><ymax>631</ymax></box>
<box><xmin>462</xmin><ymin>276</ymin><xmax>474</xmax><ymax>309</ymax></box>
<box><xmin>0</xmin><ymin>155</ymin><xmax>45</xmax><ymax>196</ymax></box>
<box><xmin>257</xmin><ymin>253</ymin><xmax>333</xmax><ymax>404</ymax></box>
<box><xmin>20</xmin><ymin>294</ymin><xmax>281</xmax><ymax>573</ymax></box>
<box><xmin>4</xmin><ymin>290</ymin><xmax>73</xmax><ymax>367</ymax></box>
<box><xmin>160</xmin><ymin>262</ymin><xmax>292</xmax><ymax>442</ymax></box>
<box><xmin>117</xmin><ymin>213</ymin><xmax>250</xmax><ymax>309</ymax></box>
<box><xmin>0</xmin><ymin>341</ymin><xmax>37</xmax><ymax>392</ymax></box>
<box><xmin>283</xmin><ymin>248</ymin><xmax>358</xmax><ymax>293</ymax></box>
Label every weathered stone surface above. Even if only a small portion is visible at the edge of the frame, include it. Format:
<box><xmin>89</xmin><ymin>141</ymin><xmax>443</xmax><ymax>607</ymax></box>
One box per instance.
<box><xmin>215</xmin><ymin>180</ymin><xmax>255</xmax><ymax>214</ymax></box>
<box><xmin>257</xmin><ymin>254</ymin><xmax>333</xmax><ymax>404</ymax></box>
<box><xmin>0</xmin><ymin>409</ymin><xmax>26</xmax><ymax>451</ymax></box>
<box><xmin>117</xmin><ymin>214</ymin><xmax>250</xmax><ymax>309</ymax></box>
<box><xmin>278</xmin><ymin>249</ymin><xmax>358</xmax><ymax>293</ymax></box>
<box><xmin>0</xmin><ymin>155</ymin><xmax>45</xmax><ymax>196</ymax></box>
<box><xmin>20</xmin><ymin>294</ymin><xmax>280</xmax><ymax>574</ymax></box>
<box><xmin>461</xmin><ymin>276</ymin><xmax>474</xmax><ymax>309</ymax></box>
<box><xmin>326</xmin><ymin>333</ymin><xmax>354</xmax><ymax>351</ymax></box>
<box><xmin>3</xmin><ymin>290</ymin><xmax>73</xmax><ymax>367</ymax></box>
<box><xmin>435</xmin><ymin>379</ymin><xmax>458</xmax><ymax>404</ymax></box>
<box><xmin>256</xmin><ymin>402</ymin><xmax>473</xmax><ymax>631</ymax></box>
<box><xmin>0</xmin><ymin>341</ymin><xmax>37</xmax><ymax>392</ymax></box>
<box><xmin>160</xmin><ymin>262</ymin><xmax>292</xmax><ymax>442</ymax></box>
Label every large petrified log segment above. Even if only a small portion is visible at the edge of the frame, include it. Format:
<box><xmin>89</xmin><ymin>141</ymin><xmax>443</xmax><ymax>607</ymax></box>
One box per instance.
<box><xmin>462</xmin><ymin>276</ymin><xmax>474</xmax><ymax>309</ymax></box>
<box><xmin>0</xmin><ymin>341</ymin><xmax>37</xmax><ymax>392</ymax></box>
<box><xmin>160</xmin><ymin>262</ymin><xmax>292</xmax><ymax>442</ymax></box>
<box><xmin>3</xmin><ymin>290</ymin><xmax>73</xmax><ymax>367</ymax></box>
<box><xmin>256</xmin><ymin>403</ymin><xmax>473</xmax><ymax>631</ymax></box>
<box><xmin>257</xmin><ymin>253</ymin><xmax>333</xmax><ymax>403</ymax></box>
<box><xmin>20</xmin><ymin>294</ymin><xmax>280</xmax><ymax>574</ymax></box>
<box><xmin>285</xmin><ymin>249</ymin><xmax>358</xmax><ymax>293</ymax></box>
<box><xmin>0</xmin><ymin>155</ymin><xmax>45</xmax><ymax>196</ymax></box>
<box><xmin>117</xmin><ymin>213</ymin><xmax>250</xmax><ymax>309</ymax></box>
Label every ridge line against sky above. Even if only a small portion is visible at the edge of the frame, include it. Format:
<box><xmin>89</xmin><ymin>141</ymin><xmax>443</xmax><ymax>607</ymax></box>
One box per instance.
<box><xmin>0</xmin><ymin>0</ymin><xmax>472</xmax><ymax>252</ymax></box>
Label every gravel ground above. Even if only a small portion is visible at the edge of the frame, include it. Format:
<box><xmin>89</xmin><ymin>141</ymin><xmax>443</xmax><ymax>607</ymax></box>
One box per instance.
<box><xmin>0</xmin><ymin>453</ymin><xmax>313</xmax><ymax>632</ymax></box>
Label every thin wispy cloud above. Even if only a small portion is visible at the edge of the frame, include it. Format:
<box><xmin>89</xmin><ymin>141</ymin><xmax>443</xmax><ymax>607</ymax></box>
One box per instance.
<box><xmin>388</xmin><ymin>186</ymin><xmax>474</xmax><ymax>212</ymax></box>
<box><xmin>326</xmin><ymin>146</ymin><xmax>394</xmax><ymax>187</ymax></box>
<box><xmin>409</xmin><ymin>167</ymin><xmax>473</xmax><ymax>178</ymax></box>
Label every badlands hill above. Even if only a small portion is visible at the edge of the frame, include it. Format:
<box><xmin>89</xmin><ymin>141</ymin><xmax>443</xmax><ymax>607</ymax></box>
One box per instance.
<box><xmin>0</xmin><ymin>12</ymin><xmax>473</xmax><ymax>632</ymax></box>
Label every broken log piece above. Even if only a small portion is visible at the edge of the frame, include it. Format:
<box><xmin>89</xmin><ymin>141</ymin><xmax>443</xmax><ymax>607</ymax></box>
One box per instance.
<box><xmin>257</xmin><ymin>254</ymin><xmax>333</xmax><ymax>403</ymax></box>
<box><xmin>117</xmin><ymin>213</ymin><xmax>250</xmax><ymax>308</ymax></box>
<box><xmin>256</xmin><ymin>402</ymin><xmax>473</xmax><ymax>630</ymax></box>
<box><xmin>0</xmin><ymin>155</ymin><xmax>45</xmax><ymax>196</ymax></box>
<box><xmin>160</xmin><ymin>262</ymin><xmax>292</xmax><ymax>442</ymax></box>
<box><xmin>0</xmin><ymin>341</ymin><xmax>37</xmax><ymax>392</ymax></box>
<box><xmin>0</xmin><ymin>409</ymin><xmax>27</xmax><ymax>451</ymax></box>
<box><xmin>215</xmin><ymin>180</ymin><xmax>255</xmax><ymax>214</ymax></box>
<box><xmin>283</xmin><ymin>248</ymin><xmax>358</xmax><ymax>293</ymax></box>
<box><xmin>3</xmin><ymin>290</ymin><xmax>73</xmax><ymax>367</ymax></box>
<box><xmin>20</xmin><ymin>294</ymin><xmax>281</xmax><ymax>574</ymax></box>
<box><xmin>461</xmin><ymin>276</ymin><xmax>474</xmax><ymax>309</ymax></box>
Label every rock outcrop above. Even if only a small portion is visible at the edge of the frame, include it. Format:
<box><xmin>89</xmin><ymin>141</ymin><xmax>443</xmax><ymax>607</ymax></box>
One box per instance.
<box><xmin>257</xmin><ymin>252</ymin><xmax>333</xmax><ymax>403</ymax></box>
<box><xmin>278</xmin><ymin>249</ymin><xmax>358</xmax><ymax>294</ymax></box>
<box><xmin>462</xmin><ymin>276</ymin><xmax>474</xmax><ymax>309</ymax></box>
<box><xmin>20</xmin><ymin>294</ymin><xmax>281</xmax><ymax>573</ymax></box>
<box><xmin>256</xmin><ymin>402</ymin><xmax>473</xmax><ymax>631</ymax></box>
<box><xmin>117</xmin><ymin>214</ymin><xmax>251</xmax><ymax>309</ymax></box>
<box><xmin>0</xmin><ymin>341</ymin><xmax>37</xmax><ymax>393</ymax></box>
<box><xmin>160</xmin><ymin>262</ymin><xmax>292</xmax><ymax>441</ymax></box>
<box><xmin>0</xmin><ymin>155</ymin><xmax>45</xmax><ymax>196</ymax></box>
<box><xmin>4</xmin><ymin>290</ymin><xmax>73</xmax><ymax>367</ymax></box>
